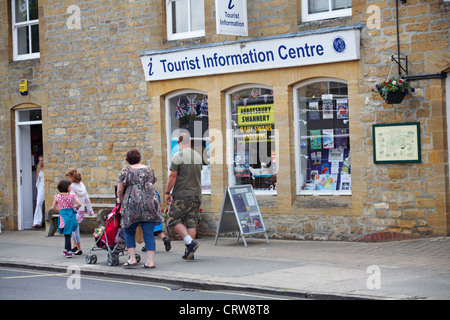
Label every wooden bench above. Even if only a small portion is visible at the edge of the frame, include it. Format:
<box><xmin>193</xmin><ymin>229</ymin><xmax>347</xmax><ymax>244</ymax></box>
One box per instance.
<box><xmin>44</xmin><ymin>194</ymin><xmax>116</xmax><ymax>237</ymax></box>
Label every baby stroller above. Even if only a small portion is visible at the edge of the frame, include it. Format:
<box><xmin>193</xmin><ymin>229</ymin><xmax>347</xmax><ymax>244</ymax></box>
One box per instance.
<box><xmin>85</xmin><ymin>204</ymin><xmax>141</xmax><ymax>266</ymax></box>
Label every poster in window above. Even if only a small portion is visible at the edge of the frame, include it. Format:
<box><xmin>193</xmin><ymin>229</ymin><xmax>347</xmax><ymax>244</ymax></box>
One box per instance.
<box><xmin>310</xmin><ymin>129</ymin><xmax>322</xmax><ymax>149</ymax></box>
<box><xmin>335</xmin><ymin>128</ymin><xmax>348</xmax><ymax>148</ymax></box>
<box><xmin>323</xmin><ymin>99</ymin><xmax>334</xmax><ymax>119</ymax></box>
<box><xmin>340</xmin><ymin>174</ymin><xmax>351</xmax><ymax>190</ymax></box>
<box><xmin>308</xmin><ymin>101</ymin><xmax>320</xmax><ymax>120</ymax></box>
<box><xmin>322</xmin><ymin>129</ymin><xmax>334</xmax><ymax>149</ymax></box>
<box><xmin>315</xmin><ymin>174</ymin><xmax>337</xmax><ymax>191</ymax></box>
<box><xmin>336</xmin><ymin>98</ymin><xmax>348</xmax><ymax>119</ymax></box>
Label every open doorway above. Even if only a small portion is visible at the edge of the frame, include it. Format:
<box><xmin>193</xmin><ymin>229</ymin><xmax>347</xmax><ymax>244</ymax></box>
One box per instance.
<box><xmin>15</xmin><ymin>109</ymin><xmax>43</xmax><ymax>230</ymax></box>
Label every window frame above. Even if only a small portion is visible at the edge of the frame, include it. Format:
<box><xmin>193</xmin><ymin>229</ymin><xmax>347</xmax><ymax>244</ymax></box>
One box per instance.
<box><xmin>166</xmin><ymin>0</ymin><xmax>205</xmax><ymax>41</ymax></box>
<box><xmin>165</xmin><ymin>89</ymin><xmax>211</xmax><ymax>195</ymax></box>
<box><xmin>301</xmin><ymin>0</ymin><xmax>352</xmax><ymax>22</ymax></box>
<box><xmin>11</xmin><ymin>0</ymin><xmax>40</xmax><ymax>61</ymax></box>
<box><xmin>226</xmin><ymin>84</ymin><xmax>277</xmax><ymax>196</ymax></box>
<box><xmin>293</xmin><ymin>78</ymin><xmax>351</xmax><ymax>196</ymax></box>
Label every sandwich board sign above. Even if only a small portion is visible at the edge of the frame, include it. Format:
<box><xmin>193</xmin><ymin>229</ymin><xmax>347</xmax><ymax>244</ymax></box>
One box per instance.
<box><xmin>214</xmin><ymin>185</ymin><xmax>269</xmax><ymax>247</ymax></box>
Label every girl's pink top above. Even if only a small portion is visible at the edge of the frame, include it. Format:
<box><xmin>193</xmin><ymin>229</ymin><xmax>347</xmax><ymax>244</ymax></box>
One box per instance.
<box><xmin>54</xmin><ymin>193</ymin><xmax>75</xmax><ymax>209</ymax></box>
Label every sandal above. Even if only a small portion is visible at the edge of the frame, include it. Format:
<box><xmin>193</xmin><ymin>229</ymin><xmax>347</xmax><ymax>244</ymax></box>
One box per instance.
<box><xmin>123</xmin><ymin>261</ymin><xmax>138</xmax><ymax>267</ymax></box>
<box><xmin>142</xmin><ymin>264</ymin><xmax>156</xmax><ymax>269</ymax></box>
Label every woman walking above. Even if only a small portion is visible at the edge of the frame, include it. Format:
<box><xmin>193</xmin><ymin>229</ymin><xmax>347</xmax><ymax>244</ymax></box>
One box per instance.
<box><xmin>117</xmin><ymin>149</ymin><xmax>161</xmax><ymax>268</ymax></box>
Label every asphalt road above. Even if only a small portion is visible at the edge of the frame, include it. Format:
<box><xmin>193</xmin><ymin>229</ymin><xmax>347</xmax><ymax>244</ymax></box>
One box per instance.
<box><xmin>0</xmin><ymin>267</ymin><xmax>296</xmax><ymax>301</ymax></box>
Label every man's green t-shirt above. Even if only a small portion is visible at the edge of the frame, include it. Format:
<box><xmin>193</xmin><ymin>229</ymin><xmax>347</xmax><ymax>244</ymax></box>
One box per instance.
<box><xmin>170</xmin><ymin>148</ymin><xmax>202</xmax><ymax>198</ymax></box>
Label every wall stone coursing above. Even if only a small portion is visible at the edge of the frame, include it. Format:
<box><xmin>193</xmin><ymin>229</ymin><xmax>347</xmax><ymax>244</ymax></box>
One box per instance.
<box><xmin>1</xmin><ymin>1</ymin><xmax>449</xmax><ymax>239</ymax></box>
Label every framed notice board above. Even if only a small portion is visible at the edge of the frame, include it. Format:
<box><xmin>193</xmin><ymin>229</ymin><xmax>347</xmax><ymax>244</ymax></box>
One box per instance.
<box><xmin>373</xmin><ymin>122</ymin><xmax>421</xmax><ymax>164</ymax></box>
<box><xmin>215</xmin><ymin>185</ymin><xmax>269</xmax><ymax>247</ymax></box>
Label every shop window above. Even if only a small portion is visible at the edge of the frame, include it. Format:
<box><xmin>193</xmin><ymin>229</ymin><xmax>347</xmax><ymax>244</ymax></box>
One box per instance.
<box><xmin>294</xmin><ymin>80</ymin><xmax>350</xmax><ymax>195</ymax></box>
<box><xmin>166</xmin><ymin>91</ymin><xmax>210</xmax><ymax>193</ymax></box>
<box><xmin>227</xmin><ymin>86</ymin><xmax>277</xmax><ymax>194</ymax></box>
<box><xmin>12</xmin><ymin>0</ymin><xmax>40</xmax><ymax>61</ymax></box>
<box><xmin>301</xmin><ymin>0</ymin><xmax>352</xmax><ymax>22</ymax></box>
<box><xmin>166</xmin><ymin>0</ymin><xmax>205</xmax><ymax>41</ymax></box>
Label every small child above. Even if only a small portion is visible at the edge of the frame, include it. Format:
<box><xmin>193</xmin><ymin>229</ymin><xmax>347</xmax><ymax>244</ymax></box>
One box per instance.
<box><xmin>52</xmin><ymin>179</ymin><xmax>82</xmax><ymax>258</ymax></box>
<box><xmin>65</xmin><ymin>168</ymin><xmax>94</xmax><ymax>255</ymax></box>
<box><xmin>141</xmin><ymin>190</ymin><xmax>171</xmax><ymax>252</ymax></box>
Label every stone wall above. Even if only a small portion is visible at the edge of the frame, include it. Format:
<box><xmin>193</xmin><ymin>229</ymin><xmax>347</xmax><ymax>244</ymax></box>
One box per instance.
<box><xmin>1</xmin><ymin>0</ymin><xmax>157</xmax><ymax>230</ymax></box>
<box><xmin>358</xmin><ymin>0</ymin><xmax>449</xmax><ymax>238</ymax></box>
<box><xmin>1</xmin><ymin>1</ymin><xmax>449</xmax><ymax>239</ymax></box>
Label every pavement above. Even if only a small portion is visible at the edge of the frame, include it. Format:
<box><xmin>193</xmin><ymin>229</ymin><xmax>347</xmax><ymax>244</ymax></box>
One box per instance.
<box><xmin>0</xmin><ymin>230</ymin><xmax>449</xmax><ymax>300</ymax></box>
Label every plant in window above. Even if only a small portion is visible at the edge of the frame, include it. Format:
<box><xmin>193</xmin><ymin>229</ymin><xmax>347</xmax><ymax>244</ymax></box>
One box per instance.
<box><xmin>373</xmin><ymin>77</ymin><xmax>415</xmax><ymax>104</ymax></box>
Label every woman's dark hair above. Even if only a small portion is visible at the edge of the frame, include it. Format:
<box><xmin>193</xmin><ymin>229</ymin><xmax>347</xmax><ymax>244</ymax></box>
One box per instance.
<box><xmin>126</xmin><ymin>149</ymin><xmax>141</xmax><ymax>165</ymax></box>
<box><xmin>57</xmin><ymin>179</ymin><xmax>72</xmax><ymax>193</ymax></box>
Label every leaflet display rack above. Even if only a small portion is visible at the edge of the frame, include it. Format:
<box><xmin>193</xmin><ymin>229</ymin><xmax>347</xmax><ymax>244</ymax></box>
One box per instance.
<box><xmin>214</xmin><ymin>185</ymin><xmax>269</xmax><ymax>247</ymax></box>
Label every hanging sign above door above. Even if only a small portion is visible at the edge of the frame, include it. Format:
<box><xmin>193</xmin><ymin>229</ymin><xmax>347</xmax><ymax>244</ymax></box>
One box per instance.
<box><xmin>216</xmin><ymin>0</ymin><xmax>248</xmax><ymax>37</ymax></box>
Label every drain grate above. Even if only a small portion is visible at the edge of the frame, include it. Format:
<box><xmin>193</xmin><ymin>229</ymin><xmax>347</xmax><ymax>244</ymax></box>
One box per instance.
<box><xmin>178</xmin><ymin>288</ymin><xmax>199</xmax><ymax>292</ymax></box>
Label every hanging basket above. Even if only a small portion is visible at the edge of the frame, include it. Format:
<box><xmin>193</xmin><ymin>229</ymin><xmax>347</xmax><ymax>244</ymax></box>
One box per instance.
<box><xmin>383</xmin><ymin>90</ymin><xmax>407</xmax><ymax>104</ymax></box>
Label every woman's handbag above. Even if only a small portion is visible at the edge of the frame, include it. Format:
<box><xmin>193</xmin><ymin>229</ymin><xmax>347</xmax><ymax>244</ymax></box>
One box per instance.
<box><xmin>135</xmin><ymin>224</ymin><xmax>144</xmax><ymax>244</ymax></box>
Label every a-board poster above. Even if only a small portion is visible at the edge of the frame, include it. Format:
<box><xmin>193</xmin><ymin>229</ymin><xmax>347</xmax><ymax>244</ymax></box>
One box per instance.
<box><xmin>215</xmin><ymin>185</ymin><xmax>269</xmax><ymax>247</ymax></box>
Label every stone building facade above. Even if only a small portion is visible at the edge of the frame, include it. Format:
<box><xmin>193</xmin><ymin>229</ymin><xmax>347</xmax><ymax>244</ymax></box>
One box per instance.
<box><xmin>1</xmin><ymin>0</ymin><xmax>449</xmax><ymax>240</ymax></box>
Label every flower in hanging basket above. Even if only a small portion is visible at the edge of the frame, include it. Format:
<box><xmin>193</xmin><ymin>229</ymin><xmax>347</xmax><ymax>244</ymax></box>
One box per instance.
<box><xmin>373</xmin><ymin>76</ymin><xmax>415</xmax><ymax>103</ymax></box>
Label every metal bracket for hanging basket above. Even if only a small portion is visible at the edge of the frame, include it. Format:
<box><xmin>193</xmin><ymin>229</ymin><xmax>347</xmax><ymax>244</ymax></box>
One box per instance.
<box><xmin>393</xmin><ymin>0</ymin><xmax>408</xmax><ymax>77</ymax></box>
<box><xmin>391</xmin><ymin>55</ymin><xmax>408</xmax><ymax>77</ymax></box>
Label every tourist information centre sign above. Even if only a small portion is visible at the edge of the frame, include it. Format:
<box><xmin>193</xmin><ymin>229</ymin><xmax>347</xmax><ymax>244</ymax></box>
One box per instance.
<box><xmin>140</xmin><ymin>28</ymin><xmax>360</xmax><ymax>82</ymax></box>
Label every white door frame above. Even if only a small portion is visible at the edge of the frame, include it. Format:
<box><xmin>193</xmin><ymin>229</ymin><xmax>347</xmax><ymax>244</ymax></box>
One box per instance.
<box><xmin>15</xmin><ymin>109</ymin><xmax>42</xmax><ymax>230</ymax></box>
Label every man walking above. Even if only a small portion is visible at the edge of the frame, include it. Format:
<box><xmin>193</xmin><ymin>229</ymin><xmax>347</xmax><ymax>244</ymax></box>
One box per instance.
<box><xmin>165</xmin><ymin>132</ymin><xmax>203</xmax><ymax>260</ymax></box>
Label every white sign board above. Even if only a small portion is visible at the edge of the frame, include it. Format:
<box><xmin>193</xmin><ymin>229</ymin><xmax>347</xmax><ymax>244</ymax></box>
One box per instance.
<box><xmin>140</xmin><ymin>29</ymin><xmax>360</xmax><ymax>82</ymax></box>
<box><xmin>216</xmin><ymin>0</ymin><xmax>248</xmax><ymax>36</ymax></box>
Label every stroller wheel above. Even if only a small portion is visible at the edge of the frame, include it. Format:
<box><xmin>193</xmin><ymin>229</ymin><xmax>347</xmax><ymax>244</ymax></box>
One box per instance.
<box><xmin>108</xmin><ymin>254</ymin><xmax>120</xmax><ymax>266</ymax></box>
<box><xmin>85</xmin><ymin>254</ymin><xmax>97</xmax><ymax>264</ymax></box>
<box><xmin>135</xmin><ymin>254</ymin><xmax>141</xmax><ymax>263</ymax></box>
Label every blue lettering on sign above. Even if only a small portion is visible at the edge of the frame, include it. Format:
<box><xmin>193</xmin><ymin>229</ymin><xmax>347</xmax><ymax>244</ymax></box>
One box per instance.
<box><xmin>154</xmin><ymin>42</ymin><xmax>330</xmax><ymax>75</ymax></box>
<box><xmin>228</xmin><ymin>0</ymin><xmax>235</xmax><ymax>10</ymax></box>
<box><xmin>278</xmin><ymin>43</ymin><xmax>324</xmax><ymax>60</ymax></box>
<box><xmin>160</xmin><ymin>57</ymin><xmax>201</xmax><ymax>73</ymax></box>
<box><xmin>147</xmin><ymin>58</ymin><xmax>154</xmax><ymax>76</ymax></box>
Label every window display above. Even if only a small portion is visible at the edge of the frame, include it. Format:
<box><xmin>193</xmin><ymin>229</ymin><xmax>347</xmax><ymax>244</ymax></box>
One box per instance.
<box><xmin>294</xmin><ymin>81</ymin><xmax>350</xmax><ymax>194</ymax></box>
<box><xmin>166</xmin><ymin>92</ymin><xmax>210</xmax><ymax>192</ymax></box>
<box><xmin>228</xmin><ymin>87</ymin><xmax>277</xmax><ymax>194</ymax></box>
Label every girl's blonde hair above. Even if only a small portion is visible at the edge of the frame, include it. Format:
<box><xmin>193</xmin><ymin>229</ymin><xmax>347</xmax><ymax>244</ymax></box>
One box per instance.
<box><xmin>37</xmin><ymin>155</ymin><xmax>44</xmax><ymax>173</ymax></box>
<box><xmin>65</xmin><ymin>168</ymin><xmax>82</xmax><ymax>183</ymax></box>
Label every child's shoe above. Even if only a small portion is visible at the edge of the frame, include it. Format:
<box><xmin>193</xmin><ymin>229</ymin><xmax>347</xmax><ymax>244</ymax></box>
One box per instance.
<box><xmin>163</xmin><ymin>237</ymin><xmax>171</xmax><ymax>252</ymax></box>
<box><xmin>62</xmin><ymin>250</ymin><xmax>72</xmax><ymax>258</ymax></box>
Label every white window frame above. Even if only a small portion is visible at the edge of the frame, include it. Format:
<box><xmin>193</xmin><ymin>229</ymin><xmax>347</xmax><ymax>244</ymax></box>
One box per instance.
<box><xmin>293</xmin><ymin>78</ymin><xmax>351</xmax><ymax>196</ymax></box>
<box><xmin>166</xmin><ymin>0</ymin><xmax>205</xmax><ymax>41</ymax></box>
<box><xmin>12</xmin><ymin>0</ymin><xmax>40</xmax><ymax>61</ymax></box>
<box><xmin>301</xmin><ymin>0</ymin><xmax>352</xmax><ymax>22</ymax></box>
<box><xmin>226</xmin><ymin>84</ymin><xmax>277</xmax><ymax>196</ymax></box>
<box><xmin>165</xmin><ymin>89</ymin><xmax>211</xmax><ymax>195</ymax></box>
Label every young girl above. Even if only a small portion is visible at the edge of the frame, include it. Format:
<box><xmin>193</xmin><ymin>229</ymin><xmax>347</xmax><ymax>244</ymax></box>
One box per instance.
<box><xmin>65</xmin><ymin>168</ymin><xmax>94</xmax><ymax>255</ymax></box>
<box><xmin>52</xmin><ymin>179</ymin><xmax>82</xmax><ymax>258</ymax></box>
